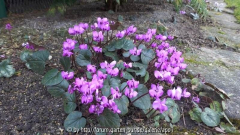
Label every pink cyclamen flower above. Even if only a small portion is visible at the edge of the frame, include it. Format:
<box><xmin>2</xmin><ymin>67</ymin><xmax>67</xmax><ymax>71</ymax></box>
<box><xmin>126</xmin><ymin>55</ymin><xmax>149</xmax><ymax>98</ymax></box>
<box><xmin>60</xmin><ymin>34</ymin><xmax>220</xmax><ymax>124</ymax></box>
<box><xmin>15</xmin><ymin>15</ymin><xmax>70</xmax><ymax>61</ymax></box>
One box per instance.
<box><xmin>147</xmin><ymin>29</ymin><xmax>157</xmax><ymax>35</ymax></box>
<box><xmin>125</xmin><ymin>87</ymin><xmax>138</xmax><ymax>98</ymax></box>
<box><xmin>0</xmin><ymin>54</ymin><xmax>5</xmax><ymax>58</ymax></box>
<box><xmin>192</xmin><ymin>96</ymin><xmax>200</xmax><ymax>103</ymax></box>
<box><xmin>111</xmin><ymin>87</ymin><xmax>122</xmax><ymax>99</ymax></box>
<box><xmin>155</xmin><ymin>34</ymin><xmax>167</xmax><ymax>41</ymax></box>
<box><xmin>180</xmin><ymin>11</ymin><xmax>186</xmax><ymax>15</ymax></box>
<box><xmin>151</xmin><ymin>43</ymin><xmax>157</xmax><ymax>48</ymax></box>
<box><xmin>100</xmin><ymin>61</ymin><xmax>116</xmax><ymax>69</ymax></box>
<box><xmin>68</xmin><ymin>85</ymin><xmax>75</xmax><ymax>94</ymax></box>
<box><xmin>97</xmin><ymin>71</ymin><xmax>107</xmax><ymax>80</ymax></box>
<box><xmin>143</xmin><ymin>33</ymin><xmax>153</xmax><ymax>42</ymax></box>
<box><xmin>127</xmin><ymin>78</ymin><xmax>139</xmax><ymax>89</ymax></box>
<box><xmin>129</xmin><ymin>47</ymin><xmax>142</xmax><ymax>56</ymax></box>
<box><xmin>107</xmin><ymin>68</ymin><xmax>119</xmax><ymax>77</ymax></box>
<box><xmin>182</xmin><ymin>88</ymin><xmax>191</xmax><ymax>98</ymax></box>
<box><xmin>126</xmin><ymin>25</ymin><xmax>137</xmax><ymax>35</ymax></box>
<box><xmin>167</xmin><ymin>87</ymin><xmax>182</xmax><ymax>100</ymax></box>
<box><xmin>79</xmin><ymin>23</ymin><xmax>89</xmax><ymax>30</ymax></box>
<box><xmin>81</xmin><ymin>94</ymin><xmax>93</xmax><ymax>104</ymax></box>
<box><xmin>61</xmin><ymin>71</ymin><xmax>74</xmax><ymax>80</ymax></box>
<box><xmin>123</xmin><ymin>62</ymin><xmax>132</xmax><ymax>68</ymax></box>
<box><xmin>116</xmin><ymin>30</ymin><xmax>126</xmax><ymax>39</ymax></box>
<box><xmin>135</xmin><ymin>34</ymin><xmax>144</xmax><ymax>40</ymax></box>
<box><xmin>97</xmin><ymin>17</ymin><xmax>110</xmax><ymax>31</ymax></box>
<box><xmin>152</xmin><ymin>98</ymin><xmax>168</xmax><ymax>113</ymax></box>
<box><xmin>74</xmin><ymin>25</ymin><xmax>85</xmax><ymax>34</ymax></box>
<box><xmin>149</xmin><ymin>84</ymin><xmax>164</xmax><ymax>98</ymax></box>
<box><xmin>79</xmin><ymin>44</ymin><xmax>88</xmax><ymax>50</ymax></box>
<box><xmin>5</xmin><ymin>24</ymin><xmax>12</xmax><ymax>30</ymax></box>
<box><xmin>62</xmin><ymin>50</ymin><xmax>73</xmax><ymax>57</ymax></box>
<box><xmin>93</xmin><ymin>46</ymin><xmax>102</xmax><ymax>53</ymax></box>
<box><xmin>63</xmin><ymin>39</ymin><xmax>77</xmax><ymax>51</ymax></box>
<box><xmin>108</xmin><ymin>99</ymin><xmax>121</xmax><ymax>114</ymax></box>
<box><xmin>87</xmin><ymin>64</ymin><xmax>96</xmax><ymax>73</ymax></box>
<box><xmin>89</xmin><ymin>104</ymin><xmax>105</xmax><ymax>115</ymax></box>
<box><xmin>92</xmin><ymin>31</ymin><xmax>104</xmax><ymax>42</ymax></box>
<box><xmin>168</xmin><ymin>35</ymin><xmax>174</xmax><ymax>40</ymax></box>
<box><xmin>68</xmin><ymin>27</ymin><xmax>75</xmax><ymax>35</ymax></box>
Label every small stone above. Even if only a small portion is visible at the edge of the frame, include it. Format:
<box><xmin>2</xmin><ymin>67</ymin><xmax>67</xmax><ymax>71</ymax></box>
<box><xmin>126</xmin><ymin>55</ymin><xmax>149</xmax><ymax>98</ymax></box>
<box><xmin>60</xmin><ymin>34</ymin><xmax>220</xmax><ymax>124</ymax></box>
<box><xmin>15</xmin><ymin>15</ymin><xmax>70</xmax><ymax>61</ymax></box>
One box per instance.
<box><xmin>184</xmin><ymin>132</ymin><xmax>188</xmax><ymax>135</ymax></box>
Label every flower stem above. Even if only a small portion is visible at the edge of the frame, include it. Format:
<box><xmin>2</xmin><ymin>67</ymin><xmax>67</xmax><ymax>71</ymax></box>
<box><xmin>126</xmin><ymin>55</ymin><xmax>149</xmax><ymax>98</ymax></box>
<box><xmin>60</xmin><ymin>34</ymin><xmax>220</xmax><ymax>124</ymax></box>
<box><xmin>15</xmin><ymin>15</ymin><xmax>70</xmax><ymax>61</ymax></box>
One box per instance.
<box><xmin>131</xmin><ymin>92</ymin><xmax>149</xmax><ymax>104</ymax></box>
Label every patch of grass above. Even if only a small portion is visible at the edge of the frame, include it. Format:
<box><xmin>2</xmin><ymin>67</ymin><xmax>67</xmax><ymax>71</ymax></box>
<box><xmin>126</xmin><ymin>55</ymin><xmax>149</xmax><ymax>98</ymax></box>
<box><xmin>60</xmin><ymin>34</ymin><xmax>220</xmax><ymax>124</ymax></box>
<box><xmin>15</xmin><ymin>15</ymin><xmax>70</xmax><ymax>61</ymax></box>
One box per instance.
<box><xmin>225</xmin><ymin>0</ymin><xmax>240</xmax><ymax>23</ymax></box>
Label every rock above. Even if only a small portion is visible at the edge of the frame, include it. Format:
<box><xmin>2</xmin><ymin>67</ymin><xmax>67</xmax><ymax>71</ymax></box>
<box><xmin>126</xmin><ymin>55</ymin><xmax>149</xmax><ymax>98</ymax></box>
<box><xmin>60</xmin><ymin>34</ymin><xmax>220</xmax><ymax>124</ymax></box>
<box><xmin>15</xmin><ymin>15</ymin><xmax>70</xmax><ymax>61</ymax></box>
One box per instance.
<box><xmin>184</xmin><ymin>47</ymin><xmax>240</xmax><ymax>119</ymax></box>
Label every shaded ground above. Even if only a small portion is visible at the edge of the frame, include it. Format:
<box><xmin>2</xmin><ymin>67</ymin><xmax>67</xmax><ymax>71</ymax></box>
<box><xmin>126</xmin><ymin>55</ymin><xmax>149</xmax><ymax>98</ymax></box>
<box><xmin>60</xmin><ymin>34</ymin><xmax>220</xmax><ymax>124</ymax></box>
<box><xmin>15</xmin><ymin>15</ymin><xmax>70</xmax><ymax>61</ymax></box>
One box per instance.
<box><xmin>0</xmin><ymin>1</ymin><xmax>238</xmax><ymax>134</ymax></box>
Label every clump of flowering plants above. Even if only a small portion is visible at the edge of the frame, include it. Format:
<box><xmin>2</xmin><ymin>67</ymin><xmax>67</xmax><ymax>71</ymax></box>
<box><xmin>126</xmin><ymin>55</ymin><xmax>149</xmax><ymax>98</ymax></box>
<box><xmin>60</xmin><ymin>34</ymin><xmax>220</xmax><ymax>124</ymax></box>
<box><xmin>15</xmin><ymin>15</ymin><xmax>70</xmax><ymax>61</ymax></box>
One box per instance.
<box><xmin>41</xmin><ymin>17</ymin><xmax>191</xmax><ymax>131</ymax></box>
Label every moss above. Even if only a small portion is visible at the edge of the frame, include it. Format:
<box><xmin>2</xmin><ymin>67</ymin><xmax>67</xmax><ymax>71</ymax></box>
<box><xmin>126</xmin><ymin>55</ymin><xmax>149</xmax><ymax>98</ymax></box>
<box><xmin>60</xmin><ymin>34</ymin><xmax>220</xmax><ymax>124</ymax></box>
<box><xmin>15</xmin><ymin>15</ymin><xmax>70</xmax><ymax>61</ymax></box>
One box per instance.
<box><xmin>183</xmin><ymin>55</ymin><xmax>210</xmax><ymax>66</ymax></box>
<box><xmin>218</xmin><ymin>31</ymin><xmax>225</xmax><ymax>35</ymax></box>
<box><xmin>225</xmin><ymin>0</ymin><xmax>240</xmax><ymax>23</ymax></box>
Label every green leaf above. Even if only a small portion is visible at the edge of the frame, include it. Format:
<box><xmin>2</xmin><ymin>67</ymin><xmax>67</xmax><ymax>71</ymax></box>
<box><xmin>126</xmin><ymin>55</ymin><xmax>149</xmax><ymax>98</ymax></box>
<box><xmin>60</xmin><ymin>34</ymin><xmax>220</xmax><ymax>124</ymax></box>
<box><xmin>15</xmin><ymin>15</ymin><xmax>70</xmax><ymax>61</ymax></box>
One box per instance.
<box><xmin>130</xmin><ymin>84</ymin><xmax>151</xmax><ymax>110</ymax></box>
<box><xmin>118</xmin><ymin>15</ymin><xmax>123</xmax><ymax>22</ymax></box>
<box><xmin>115</xmin><ymin>61</ymin><xmax>125</xmax><ymax>70</ymax></box>
<box><xmin>64</xmin><ymin>111</ymin><xmax>86</xmax><ymax>132</ymax></box>
<box><xmin>182</xmin><ymin>78</ymin><xmax>191</xmax><ymax>83</ymax></box>
<box><xmin>141</xmin><ymin>48</ymin><xmax>155</xmax><ymax>64</ymax></box>
<box><xmin>122</xmin><ymin>71</ymin><xmax>133</xmax><ymax>80</ymax></box>
<box><xmin>191</xmin><ymin>78</ymin><xmax>199</xmax><ymax>85</ymax></box>
<box><xmin>26</xmin><ymin>50</ymin><xmax>50</xmax><ymax>74</ymax></box>
<box><xmin>130</xmin><ymin>55</ymin><xmax>140</xmax><ymax>61</ymax></box>
<box><xmin>135</xmin><ymin>68</ymin><xmax>146</xmax><ymax>77</ymax></box>
<box><xmin>0</xmin><ymin>59</ymin><xmax>15</xmax><ymax>78</ymax></box>
<box><xmin>20</xmin><ymin>50</ymin><xmax>32</xmax><ymax>62</ymax></box>
<box><xmin>164</xmin><ymin>98</ymin><xmax>180</xmax><ymax>123</ymax></box>
<box><xmin>114</xmin><ymin>95</ymin><xmax>129</xmax><ymax>115</ymax></box>
<box><xmin>144</xmin><ymin>72</ymin><xmax>149</xmax><ymax>83</ymax></box>
<box><xmin>101</xmin><ymin>78</ymin><xmax>121</xmax><ymax>97</ymax></box>
<box><xmin>64</xmin><ymin>92</ymin><xmax>77</xmax><ymax>114</ymax></box>
<box><xmin>107</xmin><ymin>38</ymin><xmax>135</xmax><ymax>51</ymax></box>
<box><xmin>76</xmin><ymin>50</ymin><xmax>92</xmax><ymax>66</ymax></box>
<box><xmin>47</xmin><ymin>79</ymin><xmax>69</xmax><ymax>97</ymax></box>
<box><xmin>201</xmin><ymin>108</ymin><xmax>220</xmax><ymax>127</ymax></box>
<box><xmin>86</xmin><ymin>71</ymin><xmax>92</xmax><ymax>79</ymax></box>
<box><xmin>132</xmin><ymin>62</ymin><xmax>148</xmax><ymax>69</ymax></box>
<box><xmin>220</xmin><ymin>122</ymin><xmax>238</xmax><ymax>133</ymax></box>
<box><xmin>210</xmin><ymin>101</ymin><xmax>223</xmax><ymax>113</ymax></box>
<box><xmin>60</xmin><ymin>57</ymin><xmax>71</xmax><ymax>71</ymax></box>
<box><xmin>120</xmin><ymin>82</ymin><xmax>127</xmax><ymax>91</ymax></box>
<box><xmin>138</xmin><ymin>44</ymin><xmax>146</xmax><ymax>49</ymax></box>
<box><xmin>123</xmin><ymin>52</ymin><xmax>130</xmax><ymax>57</ymax></box>
<box><xmin>116</xmin><ymin>0</ymin><xmax>120</xmax><ymax>5</ymax></box>
<box><xmin>104</xmin><ymin>51</ymin><xmax>119</xmax><ymax>61</ymax></box>
<box><xmin>42</xmin><ymin>69</ymin><xmax>63</xmax><ymax>86</ymax></box>
<box><xmin>97</xmin><ymin>109</ymin><xmax>120</xmax><ymax>128</ymax></box>
<box><xmin>189</xmin><ymin>107</ymin><xmax>202</xmax><ymax>122</ymax></box>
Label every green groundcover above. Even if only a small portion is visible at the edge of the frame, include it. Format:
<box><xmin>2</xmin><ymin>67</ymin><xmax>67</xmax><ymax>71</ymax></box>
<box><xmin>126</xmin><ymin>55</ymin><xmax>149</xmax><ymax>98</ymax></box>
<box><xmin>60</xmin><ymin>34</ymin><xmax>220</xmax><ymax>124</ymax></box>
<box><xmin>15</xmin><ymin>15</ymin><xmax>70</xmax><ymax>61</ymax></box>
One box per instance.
<box><xmin>0</xmin><ymin>0</ymin><xmax>7</xmax><ymax>19</ymax></box>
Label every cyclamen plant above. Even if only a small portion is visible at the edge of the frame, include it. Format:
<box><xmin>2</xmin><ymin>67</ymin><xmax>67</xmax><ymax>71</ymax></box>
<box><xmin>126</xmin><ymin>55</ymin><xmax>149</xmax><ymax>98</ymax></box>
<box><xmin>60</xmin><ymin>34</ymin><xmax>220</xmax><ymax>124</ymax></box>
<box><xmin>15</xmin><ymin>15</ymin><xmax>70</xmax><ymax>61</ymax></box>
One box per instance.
<box><xmin>41</xmin><ymin>17</ymin><xmax>192</xmax><ymax>131</ymax></box>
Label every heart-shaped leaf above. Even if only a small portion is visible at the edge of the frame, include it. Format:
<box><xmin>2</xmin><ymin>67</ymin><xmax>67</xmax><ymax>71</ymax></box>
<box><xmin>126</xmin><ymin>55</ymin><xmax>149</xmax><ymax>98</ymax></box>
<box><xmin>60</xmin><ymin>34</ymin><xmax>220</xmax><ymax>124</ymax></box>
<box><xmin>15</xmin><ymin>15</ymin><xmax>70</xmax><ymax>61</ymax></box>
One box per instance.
<box><xmin>189</xmin><ymin>107</ymin><xmax>202</xmax><ymax>122</ymax></box>
<box><xmin>103</xmin><ymin>51</ymin><xmax>119</xmax><ymax>61</ymax></box>
<box><xmin>130</xmin><ymin>84</ymin><xmax>151</xmax><ymax>110</ymax></box>
<box><xmin>76</xmin><ymin>50</ymin><xmax>92</xmax><ymax>66</ymax></box>
<box><xmin>86</xmin><ymin>71</ymin><xmax>92</xmax><ymax>79</ymax></box>
<box><xmin>132</xmin><ymin>62</ymin><xmax>148</xmax><ymax>69</ymax></box>
<box><xmin>47</xmin><ymin>79</ymin><xmax>69</xmax><ymax>97</ymax></box>
<box><xmin>122</xmin><ymin>71</ymin><xmax>133</xmax><ymax>80</ymax></box>
<box><xmin>20</xmin><ymin>50</ymin><xmax>32</xmax><ymax>62</ymax></box>
<box><xmin>26</xmin><ymin>50</ymin><xmax>50</xmax><ymax>74</ymax></box>
<box><xmin>220</xmin><ymin>122</ymin><xmax>238</xmax><ymax>133</ymax></box>
<box><xmin>138</xmin><ymin>44</ymin><xmax>146</xmax><ymax>49</ymax></box>
<box><xmin>114</xmin><ymin>95</ymin><xmax>129</xmax><ymax>115</ymax></box>
<box><xmin>201</xmin><ymin>108</ymin><xmax>220</xmax><ymax>127</ymax></box>
<box><xmin>42</xmin><ymin>69</ymin><xmax>63</xmax><ymax>86</ymax></box>
<box><xmin>123</xmin><ymin>52</ymin><xmax>130</xmax><ymax>57</ymax></box>
<box><xmin>144</xmin><ymin>72</ymin><xmax>149</xmax><ymax>83</ymax></box>
<box><xmin>130</xmin><ymin>55</ymin><xmax>140</xmax><ymax>61</ymax></box>
<box><xmin>60</xmin><ymin>57</ymin><xmax>71</xmax><ymax>71</ymax></box>
<box><xmin>141</xmin><ymin>48</ymin><xmax>155</xmax><ymax>64</ymax></box>
<box><xmin>64</xmin><ymin>111</ymin><xmax>86</xmax><ymax>132</ymax></box>
<box><xmin>97</xmin><ymin>109</ymin><xmax>120</xmax><ymax>128</ymax></box>
<box><xmin>101</xmin><ymin>78</ymin><xmax>121</xmax><ymax>97</ymax></box>
<box><xmin>0</xmin><ymin>59</ymin><xmax>15</xmax><ymax>78</ymax></box>
<box><xmin>64</xmin><ymin>92</ymin><xmax>77</xmax><ymax>114</ymax></box>
<box><xmin>135</xmin><ymin>68</ymin><xmax>146</xmax><ymax>77</ymax></box>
